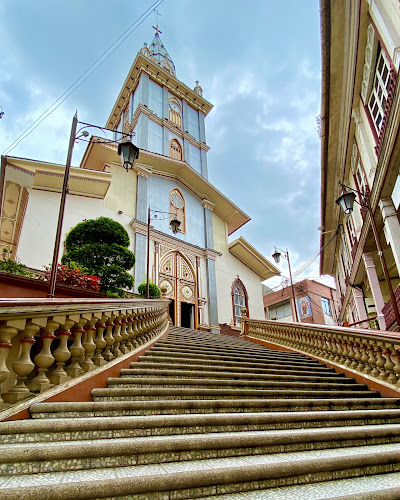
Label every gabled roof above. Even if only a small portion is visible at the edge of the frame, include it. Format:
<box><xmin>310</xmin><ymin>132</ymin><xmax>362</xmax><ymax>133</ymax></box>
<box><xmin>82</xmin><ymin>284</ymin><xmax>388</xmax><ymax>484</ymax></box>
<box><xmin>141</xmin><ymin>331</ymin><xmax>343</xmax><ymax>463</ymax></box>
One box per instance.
<box><xmin>229</xmin><ymin>237</ymin><xmax>280</xmax><ymax>281</ymax></box>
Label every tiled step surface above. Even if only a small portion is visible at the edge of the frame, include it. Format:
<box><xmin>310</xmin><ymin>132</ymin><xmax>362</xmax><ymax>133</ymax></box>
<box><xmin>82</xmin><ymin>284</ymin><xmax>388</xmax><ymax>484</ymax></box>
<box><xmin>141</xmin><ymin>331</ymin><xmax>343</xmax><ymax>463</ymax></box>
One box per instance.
<box><xmin>2</xmin><ymin>325</ymin><xmax>400</xmax><ymax>499</ymax></box>
<box><xmin>1</xmin><ymin>443</ymin><xmax>400</xmax><ymax>499</ymax></box>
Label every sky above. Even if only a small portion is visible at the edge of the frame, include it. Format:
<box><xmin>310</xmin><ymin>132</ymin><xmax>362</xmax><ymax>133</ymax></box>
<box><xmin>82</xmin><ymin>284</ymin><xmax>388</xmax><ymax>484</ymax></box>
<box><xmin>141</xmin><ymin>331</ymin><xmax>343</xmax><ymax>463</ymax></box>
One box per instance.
<box><xmin>0</xmin><ymin>0</ymin><xmax>332</xmax><ymax>290</ymax></box>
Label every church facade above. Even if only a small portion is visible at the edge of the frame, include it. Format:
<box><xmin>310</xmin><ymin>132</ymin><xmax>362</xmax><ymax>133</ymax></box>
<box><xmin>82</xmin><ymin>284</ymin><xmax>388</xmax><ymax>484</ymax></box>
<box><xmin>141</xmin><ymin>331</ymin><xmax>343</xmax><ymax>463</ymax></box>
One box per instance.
<box><xmin>0</xmin><ymin>30</ymin><xmax>279</xmax><ymax>333</ymax></box>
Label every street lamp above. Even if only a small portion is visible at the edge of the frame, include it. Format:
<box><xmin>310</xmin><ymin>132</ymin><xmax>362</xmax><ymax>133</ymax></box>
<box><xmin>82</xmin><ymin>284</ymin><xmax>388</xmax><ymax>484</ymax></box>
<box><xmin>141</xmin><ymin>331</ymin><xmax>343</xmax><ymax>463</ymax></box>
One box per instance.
<box><xmin>336</xmin><ymin>180</ymin><xmax>400</xmax><ymax>330</ymax></box>
<box><xmin>146</xmin><ymin>207</ymin><xmax>181</xmax><ymax>299</ymax></box>
<box><xmin>47</xmin><ymin>112</ymin><xmax>138</xmax><ymax>298</ymax></box>
<box><xmin>272</xmin><ymin>247</ymin><xmax>299</xmax><ymax>322</ymax></box>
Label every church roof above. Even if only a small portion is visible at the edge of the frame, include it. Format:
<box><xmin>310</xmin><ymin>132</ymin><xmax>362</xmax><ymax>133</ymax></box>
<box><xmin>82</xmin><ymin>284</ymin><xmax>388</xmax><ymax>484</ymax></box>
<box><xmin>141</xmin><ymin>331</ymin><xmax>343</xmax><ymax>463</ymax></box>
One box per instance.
<box><xmin>142</xmin><ymin>30</ymin><xmax>176</xmax><ymax>76</ymax></box>
<box><xmin>229</xmin><ymin>238</ymin><xmax>280</xmax><ymax>281</ymax></box>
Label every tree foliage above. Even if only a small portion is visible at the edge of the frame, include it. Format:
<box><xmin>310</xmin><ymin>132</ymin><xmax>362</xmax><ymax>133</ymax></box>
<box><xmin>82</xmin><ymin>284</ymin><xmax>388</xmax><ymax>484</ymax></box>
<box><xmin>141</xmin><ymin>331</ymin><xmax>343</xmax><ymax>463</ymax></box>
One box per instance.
<box><xmin>62</xmin><ymin>217</ymin><xmax>135</xmax><ymax>296</ymax></box>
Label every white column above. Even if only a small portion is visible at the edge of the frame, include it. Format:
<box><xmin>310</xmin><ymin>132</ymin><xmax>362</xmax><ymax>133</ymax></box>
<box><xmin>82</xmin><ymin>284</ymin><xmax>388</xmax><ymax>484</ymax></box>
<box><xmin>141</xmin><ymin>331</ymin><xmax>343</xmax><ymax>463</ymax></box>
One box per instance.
<box><xmin>363</xmin><ymin>252</ymin><xmax>386</xmax><ymax>330</ymax></box>
<box><xmin>352</xmin><ymin>287</ymin><xmax>368</xmax><ymax>324</ymax></box>
<box><xmin>379</xmin><ymin>197</ymin><xmax>400</xmax><ymax>276</ymax></box>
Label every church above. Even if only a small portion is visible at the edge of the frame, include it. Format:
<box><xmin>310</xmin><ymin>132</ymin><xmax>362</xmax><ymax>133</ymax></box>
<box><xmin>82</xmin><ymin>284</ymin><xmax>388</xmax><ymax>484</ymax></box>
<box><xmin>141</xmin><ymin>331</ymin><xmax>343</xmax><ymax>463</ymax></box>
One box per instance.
<box><xmin>0</xmin><ymin>28</ymin><xmax>279</xmax><ymax>333</ymax></box>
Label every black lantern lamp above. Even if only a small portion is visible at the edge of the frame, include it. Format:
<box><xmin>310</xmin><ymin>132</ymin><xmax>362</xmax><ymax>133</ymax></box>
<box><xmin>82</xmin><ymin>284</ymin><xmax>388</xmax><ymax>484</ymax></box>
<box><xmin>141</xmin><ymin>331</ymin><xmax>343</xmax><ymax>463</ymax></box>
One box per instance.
<box><xmin>118</xmin><ymin>141</ymin><xmax>139</xmax><ymax>171</ymax></box>
<box><xmin>335</xmin><ymin>189</ymin><xmax>356</xmax><ymax>215</ymax></box>
<box><xmin>272</xmin><ymin>249</ymin><xmax>281</xmax><ymax>264</ymax></box>
<box><xmin>170</xmin><ymin>217</ymin><xmax>181</xmax><ymax>234</ymax></box>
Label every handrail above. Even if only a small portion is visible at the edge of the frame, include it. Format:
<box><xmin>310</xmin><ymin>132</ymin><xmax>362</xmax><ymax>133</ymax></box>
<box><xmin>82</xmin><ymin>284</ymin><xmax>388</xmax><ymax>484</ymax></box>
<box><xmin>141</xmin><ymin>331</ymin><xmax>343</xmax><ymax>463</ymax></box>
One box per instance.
<box><xmin>0</xmin><ymin>298</ymin><xmax>169</xmax><ymax>405</ymax></box>
<box><xmin>242</xmin><ymin>317</ymin><xmax>400</xmax><ymax>388</ymax></box>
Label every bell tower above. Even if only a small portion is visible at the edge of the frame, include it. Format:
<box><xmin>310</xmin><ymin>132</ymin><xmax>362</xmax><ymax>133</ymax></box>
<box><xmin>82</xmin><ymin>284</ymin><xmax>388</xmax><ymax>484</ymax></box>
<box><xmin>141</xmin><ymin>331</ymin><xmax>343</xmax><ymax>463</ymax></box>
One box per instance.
<box><xmin>106</xmin><ymin>28</ymin><xmax>213</xmax><ymax>180</ymax></box>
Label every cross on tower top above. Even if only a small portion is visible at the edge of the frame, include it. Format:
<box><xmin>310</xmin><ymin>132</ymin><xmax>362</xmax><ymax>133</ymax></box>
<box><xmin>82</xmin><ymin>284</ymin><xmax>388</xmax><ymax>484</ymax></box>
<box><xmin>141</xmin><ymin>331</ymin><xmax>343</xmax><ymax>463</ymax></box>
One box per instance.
<box><xmin>152</xmin><ymin>25</ymin><xmax>162</xmax><ymax>35</ymax></box>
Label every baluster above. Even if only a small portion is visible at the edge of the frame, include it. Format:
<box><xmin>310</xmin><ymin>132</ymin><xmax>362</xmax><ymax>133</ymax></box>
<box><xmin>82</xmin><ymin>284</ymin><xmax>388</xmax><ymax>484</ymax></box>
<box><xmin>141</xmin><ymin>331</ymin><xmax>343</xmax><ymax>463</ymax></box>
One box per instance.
<box><xmin>49</xmin><ymin>317</ymin><xmax>76</xmax><ymax>385</ymax></box>
<box><xmin>93</xmin><ymin>314</ymin><xmax>108</xmax><ymax>366</ymax></box>
<box><xmin>380</xmin><ymin>344</ymin><xmax>395</xmax><ymax>383</ymax></box>
<box><xmin>131</xmin><ymin>311</ymin><xmax>140</xmax><ymax>347</ymax></box>
<box><xmin>344</xmin><ymin>340</ymin><xmax>355</xmax><ymax>367</ymax></box>
<box><xmin>126</xmin><ymin>312</ymin><xmax>134</xmax><ymax>350</ymax></box>
<box><xmin>119</xmin><ymin>313</ymin><xmax>129</xmax><ymax>354</ymax></box>
<box><xmin>358</xmin><ymin>341</ymin><xmax>370</xmax><ymax>372</ymax></box>
<box><xmin>341</xmin><ymin>338</ymin><xmax>350</xmax><ymax>366</ymax></box>
<box><xmin>364</xmin><ymin>342</ymin><xmax>376</xmax><ymax>375</ymax></box>
<box><xmin>103</xmin><ymin>315</ymin><xmax>116</xmax><ymax>361</ymax></box>
<box><xmin>81</xmin><ymin>317</ymin><xmax>97</xmax><ymax>372</ymax></box>
<box><xmin>0</xmin><ymin>322</ymin><xmax>27</xmax><ymax>403</ymax></box>
<box><xmin>112</xmin><ymin>313</ymin><xmax>123</xmax><ymax>358</ymax></box>
<box><xmin>373</xmin><ymin>343</ymin><xmax>386</xmax><ymax>379</ymax></box>
<box><xmin>351</xmin><ymin>342</ymin><xmax>362</xmax><ymax>369</ymax></box>
<box><xmin>386</xmin><ymin>345</ymin><xmax>400</xmax><ymax>385</ymax></box>
<box><xmin>334</xmin><ymin>337</ymin><xmax>344</xmax><ymax>364</ymax></box>
<box><xmin>30</xmin><ymin>318</ymin><xmax>61</xmax><ymax>392</ymax></box>
<box><xmin>67</xmin><ymin>317</ymin><xmax>87</xmax><ymax>378</ymax></box>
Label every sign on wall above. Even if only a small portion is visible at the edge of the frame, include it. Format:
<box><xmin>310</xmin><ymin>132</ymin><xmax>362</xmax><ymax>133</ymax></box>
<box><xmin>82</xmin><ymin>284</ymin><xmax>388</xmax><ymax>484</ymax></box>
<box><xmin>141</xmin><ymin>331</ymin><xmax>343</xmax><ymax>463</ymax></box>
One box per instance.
<box><xmin>297</xmin><ymin>296</ymin><xmax>312</xmax><ymax>318</ymax></box>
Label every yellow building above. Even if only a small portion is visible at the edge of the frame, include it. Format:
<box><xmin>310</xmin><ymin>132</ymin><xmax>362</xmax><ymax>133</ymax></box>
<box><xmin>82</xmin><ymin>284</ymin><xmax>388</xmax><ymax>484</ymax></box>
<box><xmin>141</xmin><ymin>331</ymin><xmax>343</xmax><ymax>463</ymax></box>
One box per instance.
<box><xmin>320</xmin><ymin>0</ymin><xmax>400</xmax><ymax>330</ymax></box>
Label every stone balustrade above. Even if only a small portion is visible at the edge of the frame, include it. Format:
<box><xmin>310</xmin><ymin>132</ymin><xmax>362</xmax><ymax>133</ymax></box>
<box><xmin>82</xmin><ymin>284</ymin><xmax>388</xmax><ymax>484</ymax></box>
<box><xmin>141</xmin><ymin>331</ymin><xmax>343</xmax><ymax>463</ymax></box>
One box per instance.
<box><xmin>242</xmin><ymin>317</ymin><xmax>400</xmax><ymax>388</ymax></box>
<box><xmin>0</xmin><ymin>298</ymin><xmax>169</xmax><ymax>405</ymax></box>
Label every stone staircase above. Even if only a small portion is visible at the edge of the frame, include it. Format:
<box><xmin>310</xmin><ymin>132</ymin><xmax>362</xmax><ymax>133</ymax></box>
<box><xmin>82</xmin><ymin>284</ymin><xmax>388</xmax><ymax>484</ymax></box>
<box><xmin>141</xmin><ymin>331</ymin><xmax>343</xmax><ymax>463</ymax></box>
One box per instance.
<box><xmin>2</xmin><ymin>326</ymin><xmax>400</xmax><ymax>498</ymax></box>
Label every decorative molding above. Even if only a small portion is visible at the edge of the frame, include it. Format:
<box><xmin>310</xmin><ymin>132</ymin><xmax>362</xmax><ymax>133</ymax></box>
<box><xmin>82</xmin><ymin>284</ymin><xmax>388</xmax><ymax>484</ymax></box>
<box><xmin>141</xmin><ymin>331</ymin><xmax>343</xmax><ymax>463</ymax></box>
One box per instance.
<box><xmin>350</xmin><ymin>141</ymin><xmax>358</xmax><ymax>173</ymax></box>
<box><xmin>130</xmin><ymin>218</ymin><xmax>221</xmax><ymax>261</ymax></box>
<box><xmin>134</xmin><ymin>163</ymin><xmax>153</xmax><ymax>178</ymax></box>
<box><xmin>201</xmin><ymin>198</ymin><xmax>215</xmax><ymax>211</ymax></box>
<box><xmin>7</xmin><ymin>164</ymin><xmax>35</xmax><ymax>177</ymax></box>
<box><xmin>361</xmin><ymin>24</ymin><xmax>377</xmax><ymax>102</ymax></box>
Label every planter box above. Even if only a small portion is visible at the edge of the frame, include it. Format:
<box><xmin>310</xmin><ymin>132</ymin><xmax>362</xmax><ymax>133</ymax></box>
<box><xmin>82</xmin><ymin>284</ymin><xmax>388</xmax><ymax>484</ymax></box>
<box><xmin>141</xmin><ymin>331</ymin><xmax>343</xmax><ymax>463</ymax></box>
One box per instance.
<box><xmin>0</xmin><ymin>272</ymin><xmax>106</xmax><ymax>298</ymax></box>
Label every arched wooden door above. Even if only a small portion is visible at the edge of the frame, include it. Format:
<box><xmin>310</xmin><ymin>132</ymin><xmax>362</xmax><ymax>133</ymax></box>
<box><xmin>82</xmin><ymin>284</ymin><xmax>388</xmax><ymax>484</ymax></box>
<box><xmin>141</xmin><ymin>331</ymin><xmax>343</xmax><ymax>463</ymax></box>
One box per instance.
<box><xmin>159</xmin><ymin>251</ymin><xmax>197</xmax><ymax>328</ymax></box>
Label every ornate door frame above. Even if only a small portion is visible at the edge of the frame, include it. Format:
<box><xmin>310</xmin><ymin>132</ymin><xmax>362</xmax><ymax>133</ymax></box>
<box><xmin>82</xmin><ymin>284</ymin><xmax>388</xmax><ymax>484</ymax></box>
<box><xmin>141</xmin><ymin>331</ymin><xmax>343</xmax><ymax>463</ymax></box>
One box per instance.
<box><xmin>159</xmin><ymin>251</ymin><xmax>197</xmax><ymax>328</ymax></box>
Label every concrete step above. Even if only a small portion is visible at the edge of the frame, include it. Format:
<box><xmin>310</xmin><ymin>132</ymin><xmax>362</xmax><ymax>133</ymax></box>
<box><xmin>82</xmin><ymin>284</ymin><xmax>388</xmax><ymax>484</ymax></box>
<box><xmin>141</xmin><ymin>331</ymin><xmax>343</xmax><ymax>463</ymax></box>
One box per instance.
<box><xmin>29</xmin><ymin>398</ymin><xmax>400</xmax><ymax>419</ymax></box>
<box><xmin>155</xmin><ymin>340</ymin><xmax>305</xmax><ymax>358</ymax></box>
<box><xmin>1</xmin><ymin>442</ymin><xmax>400</xmax><ymax>498</ymax></box>
<box><xmin>90</xmin><ymin>387</ymin><xmax>379</xmax><ymax>401</ymax></box>
<box><xmin>120</xmin><ymin>367</ymin><xmax>350</xmax><ymax>383</ymax></box>
<box><xmin>130</xmin><ymin>361</ymin><xmax>343</xmax><ymax>378</ymax></box>
<box><xmin>5</xmin><ymin>409</ymin><xmax>400</xmax><ymax>444</ymax></box>
<box><xmin>140</xmin><ymin>354</ymin><xmax>334</xmax><ymax>373</ymax></box>
<box><xmin>197</xmin><ymin>472</ymin><xmax>400</xmax><ymax>499</ymax></box>
<box><xmin>107</xmin><ymin>376</ymin><xmax>366</xmax><ymax>392</ymax></box>
<box><xmin>147</xmin><ymin>346</ymin><xmax>322</xmax><ymax>367</ymax></box>
<box><xmin>3</xmin><ymin>424</ymin><xmax>400</xmax><ymax>477</ymax></box>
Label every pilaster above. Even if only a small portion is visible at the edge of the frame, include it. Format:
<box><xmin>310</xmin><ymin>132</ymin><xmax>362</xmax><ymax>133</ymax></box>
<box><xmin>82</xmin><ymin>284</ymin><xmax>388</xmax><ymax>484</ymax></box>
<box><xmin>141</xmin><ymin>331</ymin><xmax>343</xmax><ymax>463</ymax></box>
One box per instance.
<box><xmin>140</xmin><ymin>73</ymin><xmax>150</xmax><ymax>107</ymax></box>
<box><xmin>183</xmin><ymin>137</ymin><xmax>190</xmax><ymax>164</ymax></box>
<box><xmin>362</xmin><ymin>252</ymin><xmax>386</xmax><ymax>330</ymax></box>
<box><xmin>134</xmin><ymin>233</ymin><xmax>147</xmax><ymax>294</ymax></box>
<box><xmin>162</xmin><ymin>126</ymin><xmax>169</xmax><ymax>156</ymax></box>
<box><xmin>162</xmin><ymin>87</ymin><xmax>169</xmax><ymax>119</ymax></box>
<box><xmin>199</xmin><ymin>112</ymin><xmax>206</xmax><ymax>143</ymax></box>
<box><xmin>200</xmin><ymin>149</ymin><xmax>208</xmax><ymax>179</ymax></box>
<box><xmin>379</xmin><ymin>197</ymin><xmax>400</xmax><ymax>275</ymax></box>
<box><xmin>206</xmin><ymin>258</ymin><xmax>218</xmax><ymax>332</ymax></box>
<box><xmin>182</xmin><ymin>101</ymin><xmax>189</xmax><ymax>133</ymax></box>
<box><xmin>352</xmin><ymin>287</ymin><xmax>368</xmax><ymax>324</ymax></box>
<box><xmin>202</xmin><ymin>199</ymin><xmax>215</xmax><ymax>249</ymax></box>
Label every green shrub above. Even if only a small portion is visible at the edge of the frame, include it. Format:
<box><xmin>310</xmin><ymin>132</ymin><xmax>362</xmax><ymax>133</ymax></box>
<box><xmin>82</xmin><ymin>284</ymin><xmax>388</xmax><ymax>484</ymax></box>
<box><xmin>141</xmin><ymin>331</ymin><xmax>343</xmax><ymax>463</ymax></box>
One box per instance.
<box><xmin>137</xmin><ymin>281</ymin><xmax>161</xmax><ymax>299</ymax></box>
<box><xmin>62</xmin><ymin>217</ymin><xmax>135</xmax><ymax>296</ymax></box>
<box><xmin>0</xmin><ymin>248</ymin><xmax>33</xmax><ymax>277</ymax></box>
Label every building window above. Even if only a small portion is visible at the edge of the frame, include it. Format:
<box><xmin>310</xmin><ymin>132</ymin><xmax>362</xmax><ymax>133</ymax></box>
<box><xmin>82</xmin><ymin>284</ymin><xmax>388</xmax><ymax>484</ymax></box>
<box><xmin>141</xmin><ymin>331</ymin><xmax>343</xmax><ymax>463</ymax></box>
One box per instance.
<box><xmin>346</xmin><ymin>216</ymin><xmax>357</xmax><ymax>249</ymax></box>
<box><xmin>169</xmin><ymin>188</ymin><xmax>186</xmax><ymax>234</ymax></box>
<box><xmin>170</xmin><ymin>138</ymin><xmax>183</xmax><ymax>161</ymax></box>
<box><xmin>268</xmin><ymin>301</ymin><xmax>293</xmax><ymax>321</ymax></box>
<box><xmin>368</xmin><ymin>48</ymin><xmax>391</xmax><ymax>133</ymax></box>
<box><xmin>231</xmin><ymin>277</ymin><xmax>248</xmax><ymax>325</ymax></box>
<box><xmin>169</xmin><ymin>98</ymin><xmax>182</xmax><ymax>130</ymax></box>
<box><xmin>321</xmin><ymin>297</ymin><xmax>332</xmax><ymax>316</ymax></box>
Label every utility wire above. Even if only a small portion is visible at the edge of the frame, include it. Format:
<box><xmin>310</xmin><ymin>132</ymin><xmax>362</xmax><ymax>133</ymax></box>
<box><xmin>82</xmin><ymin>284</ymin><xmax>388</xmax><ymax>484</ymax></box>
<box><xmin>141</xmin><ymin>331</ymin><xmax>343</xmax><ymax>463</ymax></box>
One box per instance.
<box><xmin>2</xmin><ymin>0</ymin><xmax>164</xmax><ymax>156</ymax></box>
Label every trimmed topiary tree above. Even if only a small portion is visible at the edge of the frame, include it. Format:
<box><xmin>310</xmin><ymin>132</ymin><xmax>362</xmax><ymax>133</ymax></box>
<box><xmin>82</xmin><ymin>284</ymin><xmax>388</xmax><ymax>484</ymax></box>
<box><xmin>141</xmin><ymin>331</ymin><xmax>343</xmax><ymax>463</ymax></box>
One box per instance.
<box><xmin>137</xmin><ymin>281</ymin><xmax>161</xmax><ymax>299</ymax></box>
<box><xmin>62</xmin><ymin>217</ymin><xmax>135</xmax><ymax>296</ymax></box>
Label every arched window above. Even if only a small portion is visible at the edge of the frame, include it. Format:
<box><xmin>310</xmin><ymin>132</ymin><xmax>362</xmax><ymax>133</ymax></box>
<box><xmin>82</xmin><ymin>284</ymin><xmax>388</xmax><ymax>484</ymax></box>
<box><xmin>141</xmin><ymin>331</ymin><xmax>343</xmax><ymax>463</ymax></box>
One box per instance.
<box><xmin>169</xmin><ymin>188</ymin><xmax>186</xmax><ymax>234</ymax></box>
<box><xmin>168</xmin><ymin>98</ymin><xmax>182</xmax><ymax>130</ymax></box>
<box><xmin>170</xmin><ymin>139</ymin><xmax>183</xmax><ymax>161</ymax></box>
<box><xmin>231</xmin><ymin>277</ymin><xmax>249</xmax><ymax>325</ymax></box>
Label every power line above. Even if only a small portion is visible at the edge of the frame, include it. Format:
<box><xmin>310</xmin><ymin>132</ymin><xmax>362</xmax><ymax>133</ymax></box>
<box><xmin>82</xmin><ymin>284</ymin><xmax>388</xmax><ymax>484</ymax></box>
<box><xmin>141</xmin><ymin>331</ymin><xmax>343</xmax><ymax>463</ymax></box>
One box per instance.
<box><xmin>2</xmin><ymin>0</ymin><xmax>164</xmax><ymax>156</ymax></box>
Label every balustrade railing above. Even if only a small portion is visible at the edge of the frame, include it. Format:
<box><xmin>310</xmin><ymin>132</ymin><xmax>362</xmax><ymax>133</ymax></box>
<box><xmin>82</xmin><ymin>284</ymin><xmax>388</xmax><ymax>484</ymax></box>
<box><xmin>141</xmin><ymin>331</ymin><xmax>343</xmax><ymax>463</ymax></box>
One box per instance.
<box><xmin>0</xmin><ymin>298</ymin><xmax>169</xmax><ymax>405</ymax></box>
<box><xmin>242</xmin><ymin>317</ymin><xmax>400</xmax><ymax>388</ymax></box>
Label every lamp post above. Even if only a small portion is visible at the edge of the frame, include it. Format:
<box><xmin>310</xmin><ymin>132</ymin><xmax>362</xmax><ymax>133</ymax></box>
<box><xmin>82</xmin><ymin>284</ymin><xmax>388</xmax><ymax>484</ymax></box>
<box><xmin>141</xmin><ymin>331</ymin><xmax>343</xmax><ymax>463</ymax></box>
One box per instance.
<box><xmin>47</xmin><ymin>113</ymin><xmax>139</xmax><ymax>298</ymax></box>
<box><xmin>146</xmin><ymin>208</ymin><xmax>181</xmax><ymax>299</ymax></box>
<box><xmin>336</xmin><ymin>181</ymin><xmax>400</xmax><ymax>330</ymax></box>
<box><xmin>272</xmin><ymin>247</ymin><xmax>299</xmax><ymax>322</ymax></box>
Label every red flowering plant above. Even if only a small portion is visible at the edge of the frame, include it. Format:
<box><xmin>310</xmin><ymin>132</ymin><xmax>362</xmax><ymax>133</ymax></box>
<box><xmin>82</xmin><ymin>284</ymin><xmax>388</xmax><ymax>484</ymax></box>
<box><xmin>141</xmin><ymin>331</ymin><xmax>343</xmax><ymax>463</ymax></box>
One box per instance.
<box><xmin>40</xmin><ymin>264</ymin><xmax>101</xmax><ymax>292</ymax></box>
